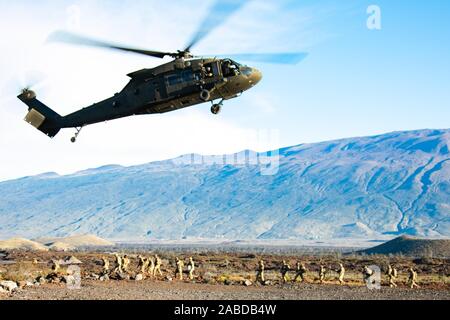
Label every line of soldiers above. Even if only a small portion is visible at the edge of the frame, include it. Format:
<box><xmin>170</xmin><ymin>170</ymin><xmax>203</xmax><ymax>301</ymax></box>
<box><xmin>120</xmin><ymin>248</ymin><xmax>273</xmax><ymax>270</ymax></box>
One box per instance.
<box><xmin>257</xmin><ymin>260</ymin><xmax>420</xmax><ymax>288</ymax></box>
<box><xmin>363</xmin><ymin>264</ymin><xmax>420</xmax><ymax>289</ymax></box>
<box><xmin>257</xmin><ymin>260</ymin><xmax>345</xmax><ymax>285</ymax></box>
<box><xmin>101</xmin><ymin>254</ymin><xmax>195</xmax><ymax>281</ymax></box>
<box><xmin>50</xmin><ymin>254</ymin><xmax>421</xmax><ymax>289</ymax></box>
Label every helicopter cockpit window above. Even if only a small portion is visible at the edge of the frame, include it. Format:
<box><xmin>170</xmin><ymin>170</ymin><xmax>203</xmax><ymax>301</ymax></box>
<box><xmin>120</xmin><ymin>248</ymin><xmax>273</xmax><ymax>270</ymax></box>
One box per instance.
<box><xmin>221</xmin><ymin>59</ymin><xmax>240</xmax><ymax>77</ymax></box>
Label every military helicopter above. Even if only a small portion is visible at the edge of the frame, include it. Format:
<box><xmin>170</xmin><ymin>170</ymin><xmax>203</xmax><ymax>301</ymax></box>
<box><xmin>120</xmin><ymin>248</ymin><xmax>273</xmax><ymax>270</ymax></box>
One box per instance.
<box><xmin>18</xmin><ymin>1</ymin><xmax>307</xmax><ymax>143</ymax></box>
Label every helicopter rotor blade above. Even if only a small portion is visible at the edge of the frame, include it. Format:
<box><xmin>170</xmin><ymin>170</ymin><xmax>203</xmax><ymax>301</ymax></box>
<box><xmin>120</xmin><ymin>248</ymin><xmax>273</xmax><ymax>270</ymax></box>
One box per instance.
<box><xmin>184</xmin><ymin>0</ymin><xmax>246</xmax><ymax>52</ymax></box>
<box><xmin>48</xmin><ymin>31</ymin><xmax>175</xmax><ymax>59</ymax></box>
<box><xmin>213</xmin><ymin>52</ymin><xmax>309</xmax><ymax>65</ymax></box>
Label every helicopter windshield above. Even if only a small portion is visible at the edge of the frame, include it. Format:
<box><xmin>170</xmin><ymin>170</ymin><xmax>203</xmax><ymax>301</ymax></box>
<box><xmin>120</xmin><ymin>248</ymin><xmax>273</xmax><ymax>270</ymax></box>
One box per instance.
<box><xmin>221</xmin><ymin>59</ymin><xmax>240</xmax><ymax>77</ymax></box>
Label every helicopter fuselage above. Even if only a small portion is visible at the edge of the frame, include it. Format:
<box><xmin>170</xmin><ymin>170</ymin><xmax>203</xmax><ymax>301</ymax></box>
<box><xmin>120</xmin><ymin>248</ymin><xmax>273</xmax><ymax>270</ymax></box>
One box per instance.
<box><xmin>59</xmin><ymin>58</ymin><xmax>262</xmax><ymax>128</ymax></box>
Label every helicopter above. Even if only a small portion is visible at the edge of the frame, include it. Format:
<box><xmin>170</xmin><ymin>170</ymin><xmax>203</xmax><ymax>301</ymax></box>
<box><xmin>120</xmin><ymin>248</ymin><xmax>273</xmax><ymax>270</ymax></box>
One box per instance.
<box><xmin>18</xmin><ymin>1</ymin><xmax>307</xmax><ymax>143</ymax></box>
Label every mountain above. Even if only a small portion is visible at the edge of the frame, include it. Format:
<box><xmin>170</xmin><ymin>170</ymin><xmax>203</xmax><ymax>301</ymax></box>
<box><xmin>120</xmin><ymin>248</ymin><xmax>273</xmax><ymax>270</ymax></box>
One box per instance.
<box><xmin>0</xmin><ymin>129</ymin><xmax>449</xmax><ymax>241</ymax></box>
<box><xmin>360</xmin><ymin>236</ymin><xmax>450</xmax><ymax>257</ymax></box>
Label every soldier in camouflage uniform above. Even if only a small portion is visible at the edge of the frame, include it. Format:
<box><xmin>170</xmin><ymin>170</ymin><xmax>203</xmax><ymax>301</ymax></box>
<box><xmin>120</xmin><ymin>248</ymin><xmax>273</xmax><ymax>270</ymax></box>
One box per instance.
<box><xmin>363</xmin><ymin>266</ymin><xmax>374</xmax><ymax>286</ymax></box>
<box><xmin>51</xmin><ymin>259</ymin><xmax>60</xmax><ymax>274</ymax></box>
<box><xmin>256</xmin><ymin>260</ymin><xmax>265</xmax><ymax>284</ymax></box>
<box><xmin>188</xmin><ymin>257</ymin><xmax>195</xmax><ymax>280</ymax></box>
<box><xmin>101</xmin><ymin>256</ymin><xmax>110</xmax><ymax>273</ymax></box>
<box><xmin>113</xmin><ymin>254</ymin><xmax>123</xmax><ymax>273</ymax></box>
<box><xmin>176</xmin><ymin>257</ymin><xmax>185</xmax><ymax>280</ymax></box>
<box><xmin>148</xmin><ymin>257</ymin><xmax>155</xmax><ymax>277</ymax></box>
<box><xmin>408</xmin><ymin>267</ymin><xmax>420</xmax><ymax>289</ymax></box>
<box><xmin>154</xmin><ymin>254</ymin><xmax>163</xmax><ymax>277</ymax></box>
<box><xmin>137</xmin><ymin>255</ymin><xmax>148</xmax><ymax>274</ymax></box>
<box><xmin>122</xmin><ymin>255</ymin><xmax>131</xmax><ymax>274</ymax></box>
<box><xmin>387</xmin><ymin>264</ymin><xmax>398</xmax><ymax>288</ymax></box>
<box><xmin>281</xmin><ymin>260</ymin><xmax>291</xmax><ymax>283</ymax></box>
<box><xmin>294</xmin><ymin>262</ymin><xmax>308</xmax><ymax>283</ymax></box>
<box><xmin>319</xmin><ymin>265</ymin><xmax>326</xmax><ymax>284</ymax></box>
<box><xmin>337</xmin><ymin>263</ymin><xmax>345</xmax><ymax>285</ymax></box>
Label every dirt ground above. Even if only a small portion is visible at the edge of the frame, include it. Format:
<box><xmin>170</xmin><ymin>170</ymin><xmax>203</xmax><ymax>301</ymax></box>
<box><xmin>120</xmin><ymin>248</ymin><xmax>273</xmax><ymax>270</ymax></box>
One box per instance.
<box><xmin>3</xmin><ymin>279</ymin><xmax>450</xmax><ymax>301</ymax></box>
<box><xmin>1</xmin><ymin>250</ymin><xmax>449</xmax><ymax>300</ymax></box>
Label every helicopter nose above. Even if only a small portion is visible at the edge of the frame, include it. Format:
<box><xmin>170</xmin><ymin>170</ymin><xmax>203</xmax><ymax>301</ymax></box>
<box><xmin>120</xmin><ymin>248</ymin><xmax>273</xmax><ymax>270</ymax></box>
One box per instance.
<box><xmin>251</xmin><ymin>68</ymin><xmax>263</xmax><ymax>84</ymax></box>
<box><xmin>247</xmin><ymin>67</ymin><xmax>262</xmax><ymax>86</ymax></box>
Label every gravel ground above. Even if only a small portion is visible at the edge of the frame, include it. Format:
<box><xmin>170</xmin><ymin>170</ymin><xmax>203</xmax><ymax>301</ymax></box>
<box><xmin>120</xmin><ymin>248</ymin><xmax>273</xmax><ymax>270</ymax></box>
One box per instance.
<box><xmin>3</xmin><ymin>280</ymin><xmax>449</xmax><ymax>301</ymax></box>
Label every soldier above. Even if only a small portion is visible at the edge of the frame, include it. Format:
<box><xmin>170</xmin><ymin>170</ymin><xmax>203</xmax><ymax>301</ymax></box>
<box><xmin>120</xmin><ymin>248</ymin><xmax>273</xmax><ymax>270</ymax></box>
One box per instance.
<box><xmin>51</xmin><ymin>259</ymin><xmax>60</xmax><ymax>274</ymax></box>
<box><xmin>148</xmin><ymin>257</ymin><xmax>155</xmax><ymax>277</ymax></box>
<box><xmin>408</xmin><ymin>267</ymin><xmax>420</xmax><ymax>289</ymax></box>
<box><xmin>176</xmin><ymin>257</ymin><xmax>185</xmax><ymax>281</ymax></box>
<box><xmin>256</xmin><ymin>260</ymin><xmax>265</xmax><ymax>284</ymax></box>
<box><xmin>113</xmin><ymin>254</ymin><xmax>123</xmax><ymax>273</ymax></box>
<box><xmin>154</xmin><ymin>254</ymin><xmax>163</xmax><ymax>276</ymax></box>
<box><xmin>387</xmin><ymin>264</ymin><xmax>398</xmax><ymax>288</ymax></box>
<box><xmin>318</xmin><ymin>265</ymin><xmax>327</xmax><ymax>284</ymax></box>
<box><xmin>138</xmin><ymin>255</ymin><xmax>147</xmax><ymax>274</ymax></box>
<box><xmin>188</xmin><ymin>257</ymin><xmax>195</xmax><ymax>280</ymax></box>
<box><xmin>294</xmin><ymin>262</ymin><xmax>308</xmax><ymax>283</ymax></box>
<box><xmin>122</xmin><ymin>255</ymin><xmax>130</xmax><ymax>274</ymax></box>
<box><xmin>337</xmin><ymin>263</ymin><xmax>345</xmax><ymax>285</ymax></box>
<box><xmin>143</xmin><ymin>256</ymin><xmax>150</xmax><ymax>274</ymax></box>
<box><xmin>363</xmin><ymin>265</ymin><xmax>374</xmax><ymax>285</ymax></box>
<box><xmin>101</xmin><ymin>256</ymin><xmax>110</xmax><ymax>273</ymax></box>
<box><xmin>281</xmin><ymin>260</ymin><xmax>291</xmax><ymax>283</ymax></box>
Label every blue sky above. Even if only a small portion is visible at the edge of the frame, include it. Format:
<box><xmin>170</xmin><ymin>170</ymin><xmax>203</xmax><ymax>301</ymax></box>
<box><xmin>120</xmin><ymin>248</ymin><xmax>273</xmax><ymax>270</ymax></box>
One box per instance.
<box><xmin>0</xmin><ymin>0</ymin><xmax>449</xmax><ymax>180</ymax></box>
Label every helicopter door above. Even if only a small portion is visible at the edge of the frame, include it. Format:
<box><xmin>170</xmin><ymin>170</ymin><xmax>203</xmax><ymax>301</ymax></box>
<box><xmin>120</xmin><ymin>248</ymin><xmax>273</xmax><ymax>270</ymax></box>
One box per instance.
<box><xmin>203</xmin><ymin>61</ymin><xmax>221</xmax><ymax>79</ymax></box>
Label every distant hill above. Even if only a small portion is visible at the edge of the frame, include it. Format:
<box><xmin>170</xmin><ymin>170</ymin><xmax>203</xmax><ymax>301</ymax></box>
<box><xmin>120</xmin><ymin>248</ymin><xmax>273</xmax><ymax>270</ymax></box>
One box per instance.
<box><xmin>0</xmin><ymin>238</ymin><xmax>48</xmax><ymax>251</ymax></box>
<box><xmin>35</xmin><ymin>234</ymin><xmax>114</xmax><ymax>248</ymax></box>
<box><xmin>0</xmin><ymin>129</ymin><xmax>448</xmax><ymax>240</ymax></box>
<box><xmin>0</xmin><ymin>235</ymin><xmax>113</xmax><ymax>252</ymax></box>
<box><xmin>360</xmin><ymin>236</ymin><xmax>450</xmax><ymax>257</ymax></box>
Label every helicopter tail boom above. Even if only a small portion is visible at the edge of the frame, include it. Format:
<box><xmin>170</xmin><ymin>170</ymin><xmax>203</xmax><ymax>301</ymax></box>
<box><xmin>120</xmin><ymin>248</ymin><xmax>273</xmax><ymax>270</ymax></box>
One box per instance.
<box><xmin>18</xmin><ymin>90</ymin><xmax>62</xmax><ymax>138</ymax></box>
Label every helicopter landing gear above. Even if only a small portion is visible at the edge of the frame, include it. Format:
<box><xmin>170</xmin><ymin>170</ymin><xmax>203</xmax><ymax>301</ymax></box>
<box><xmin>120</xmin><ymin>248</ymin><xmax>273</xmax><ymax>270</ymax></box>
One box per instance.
<box><xmin>71</xmin><ymin>127</ymin><xmax>83</xmax><ymax>143</ymax></box>
<box><xmin>211</xmin><ymin>104</ymin><xmax>222</xmax><ymax>115</ymax></box>
<box><xmin>211</xmin><ymin>99</ymin><xmax>224</xmax><ymax>115</ymax></box>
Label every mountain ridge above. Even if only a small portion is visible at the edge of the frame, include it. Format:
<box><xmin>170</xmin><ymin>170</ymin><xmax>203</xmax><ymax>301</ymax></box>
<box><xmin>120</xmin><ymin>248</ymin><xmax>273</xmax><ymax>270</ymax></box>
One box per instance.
<box><xmin>0</xmin><ymin>129</ymin><xmax>449</xmax><ymax>241</ymax></box>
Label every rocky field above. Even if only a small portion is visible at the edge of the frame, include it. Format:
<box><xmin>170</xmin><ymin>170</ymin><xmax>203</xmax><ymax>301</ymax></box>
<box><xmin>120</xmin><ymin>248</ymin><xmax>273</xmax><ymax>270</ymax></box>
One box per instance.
<box><xmin>1</xmin><ymin>249</ymin><xmax>449</xmax><ymax>300</ymax></box>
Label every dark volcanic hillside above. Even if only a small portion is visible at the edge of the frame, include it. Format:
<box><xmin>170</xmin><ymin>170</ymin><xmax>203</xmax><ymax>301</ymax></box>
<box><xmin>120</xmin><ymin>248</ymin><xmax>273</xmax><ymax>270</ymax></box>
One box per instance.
<box><xmin>361</xmin><ymin>236</ymin><xmax>450</xmax><ymax>257</ymax></box>
<box><xmin>0</xmin><ymin>129</ymin><xmax>449</xmax><ymax>241</ymax></box>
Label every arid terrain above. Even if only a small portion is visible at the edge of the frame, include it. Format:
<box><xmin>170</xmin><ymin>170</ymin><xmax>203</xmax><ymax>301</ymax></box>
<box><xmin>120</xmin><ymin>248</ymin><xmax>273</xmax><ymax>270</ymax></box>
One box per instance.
<box><xmin>5</xmin><ymin>279</ymin><xmax>450</xmax><ymax>300</ymax></box>
<box><xmin>1</xmin><ymin>248</ymin><xmax>449</xmax><ymax>300</ymax></box>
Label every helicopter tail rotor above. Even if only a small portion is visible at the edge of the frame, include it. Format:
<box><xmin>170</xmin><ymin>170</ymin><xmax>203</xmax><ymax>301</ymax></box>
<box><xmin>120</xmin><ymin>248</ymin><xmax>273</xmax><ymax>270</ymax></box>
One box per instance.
<box><xmin>18</xmin><ymin>90</ymin><xmax>62</xmax><ymax>138</ymax></box>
